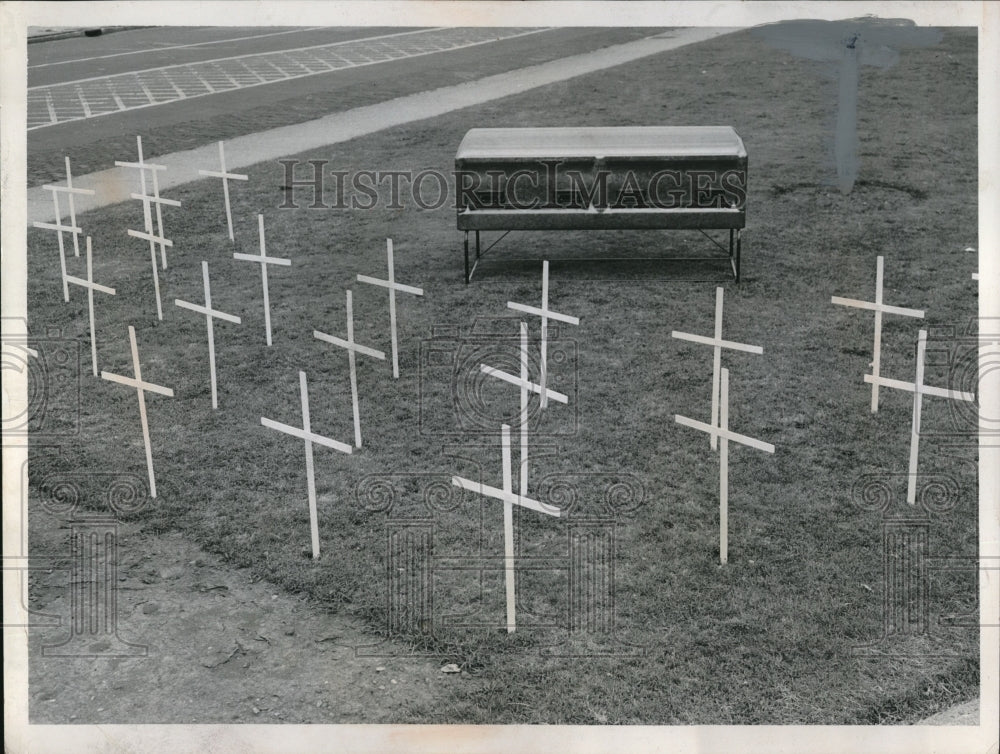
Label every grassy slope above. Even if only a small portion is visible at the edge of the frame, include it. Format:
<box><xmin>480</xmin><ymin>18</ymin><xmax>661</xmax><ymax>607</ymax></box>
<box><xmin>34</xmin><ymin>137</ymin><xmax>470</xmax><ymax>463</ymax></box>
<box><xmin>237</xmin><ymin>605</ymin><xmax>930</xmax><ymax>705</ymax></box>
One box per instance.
<box><xmin>28</xmin><ymin>27</ymin><xmax>979</xmax><ymax>724</ymax></box>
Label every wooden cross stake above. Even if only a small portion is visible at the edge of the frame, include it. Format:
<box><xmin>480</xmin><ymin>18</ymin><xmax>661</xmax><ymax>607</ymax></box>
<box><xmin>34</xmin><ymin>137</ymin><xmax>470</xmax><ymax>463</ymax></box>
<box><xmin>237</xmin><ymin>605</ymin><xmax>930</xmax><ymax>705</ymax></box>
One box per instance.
<box><xmin>452</xmin><ymin>423</ymin><xmax>562</xmax><ymax>633</ymax></box>
<box><xmin>126</xmin><ymin>226</ymin><xmax>171</xmax><ymax>321</ymax></box>
<box><xmin>356</xmin><ymin>238</ymin><xmax>423</xmax><ymax>378</ymax></box>
<box><xmin>864</xmin><ymin>329</ymin><xmax>975</xmax><ymax>504</ymax></box>
<box><xmin>100</xmin><ymin>326</ymin><xmax>174</xmax><ymax>498</ymax></box>
<box><xmin>675</xmin><ymin>368</ymin><xmax>775</xmax><ymax>564</ymax></box>
<box><xmin>115</xmin><ymin>136</ymin><xmax>173</xmax><ymax>270</ymax></box>
<box><xmin>314</xmin><ymin>290</ymin><xmax>385</xmax><ymax>448</ymax></box>
<box><xmin>60</xmin><ymin>157</ymin><xmax>94</xmax><ymax>257</ymax></box>
<box><xmin>64</xmin><ymin>237</ymin><xmax>116</xmax><ymax>376</ymax></box>
<box><xmin>33</xmin><ymin>156</ymin><xmax>94</xmax><ymax>300</ymax></box>
<box><xmin>198</xmin><ymin>141</ymin><xmax>248</xmax><ymax>242</ymax></box>
<box><xmin>261</xmin><ymin>371</ymin><xmax>353</xmax><ymax>559</ymax></box>
<box><xmin>175</xmin><ymin>261</ymin><xmax>242</xmax><ymax>409</ymax></box>
<box><xmin>479</xmin><ymin>322</ymin><xmax>568</xmax><ymax>497</ymax></box>
<box><xmin>832</xmin><ymin>256</ymin><xmax>925</xmax><ymax>412</ymax></box>
<box><xmin>671</xmin><ymin>287</ymin><xmax>763</xmax><ymax>450</ymax></box>
<box><xmin>234</xmin><ymin>214</ymin><xmax>291</xmax><ymax>346</ymax></box>
<box><xmin>130</xmin><ymin>176</ymin><xmax>181</xmax><ymax>271</ymax></box>
<box><xmin>32</xmin><ymin>211</ymin><xmax>82</xmax><ymax>302</ymax></box>
<box><xmin>507</xmin><ymin>261</ymin><xmax>579</xmax><ymax>408</ymax></box>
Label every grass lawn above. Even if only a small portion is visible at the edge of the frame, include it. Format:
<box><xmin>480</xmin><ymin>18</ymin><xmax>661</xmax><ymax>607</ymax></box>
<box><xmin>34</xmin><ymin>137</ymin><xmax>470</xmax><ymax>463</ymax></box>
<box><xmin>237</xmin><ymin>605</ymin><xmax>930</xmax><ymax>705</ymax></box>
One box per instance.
<box><xmin>27</xmin><ymin>26</ymin><xmax>979</xmax><ymax>724</ymax></box>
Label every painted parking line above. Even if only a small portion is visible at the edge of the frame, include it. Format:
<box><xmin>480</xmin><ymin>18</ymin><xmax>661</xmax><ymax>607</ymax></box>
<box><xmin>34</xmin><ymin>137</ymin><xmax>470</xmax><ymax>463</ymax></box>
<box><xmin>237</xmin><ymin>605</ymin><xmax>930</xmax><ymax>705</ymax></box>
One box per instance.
<box><xmin>26</xmin><ymin>27</ymin><xmax>549</xmax><ymax>130</ymax></box>
<box><xmin>28</xmin><ymin>27</ymin><xmax>329</xmax><ymax>69</ymax></box>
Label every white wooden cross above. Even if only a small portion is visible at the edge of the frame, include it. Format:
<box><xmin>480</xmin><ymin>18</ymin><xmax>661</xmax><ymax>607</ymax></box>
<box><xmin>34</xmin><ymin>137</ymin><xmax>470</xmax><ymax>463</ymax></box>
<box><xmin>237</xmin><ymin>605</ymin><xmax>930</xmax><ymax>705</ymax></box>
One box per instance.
<box><xmin>864</xmin><ymin>329</ymin><xmax>975</xmax><ymax>504</ymax></box>
<box><xmin>671</xmin><ymin>287</ymin><xmax>763</xmax><ymax>450</ymax></box>
<box><xmin>59</xmin><ymin>156</ymin><xmax>93</xmax><ymax>258</ymax></box>
<box><xmin>261</xmin><ymin>371</ymin><xmax>353</xmax><ymax>559</ymax></box>
<box><xmin>313</xmin><ymin>290</ymin><xmax>385</xmax><ymax>448</ymax></box>
<box><xmin>479</xmin><ymin>321</ymin><xmax>568</xmax><ymax>498</ymax></box>
<box><xmin>675</xmin><ymin>368</ymin><xmax>775</xmax><ymax>565</ymax></box>
<box><xmin>64</xmin><ymin>236</ymin><xmax>116</xmax><ymax>376</ymax></box>
<box><xmin>356</xmin><ymin>238</ymin><xmax>423</xmax><ymax>379</ymax></box>
<box><xmin>31</xmin><ymin>212</ymin><xmax>82</xmax><ymax>302</ymax></box>
<box><xmin>33</xmin><ymin>156</ymin><xmax>95</xmax><ymax>300</ymax></box>
<box><xmin>452</xmin><ymin>423</ymin><xmax>562</xmax><ymax>633</ymax></box>
<box><xmin>198</xmin><ymin>141</ymin><xmax>248</xmax><ymax>242</ymax></box>
<box><xmin>126</xmin><ymin>225</ymin><xmax>170</xmax><ymax>321</ymax></box>
<box><xmin>174</xmin><ymin>261</ymin><xmax>242</xmax><ymax>409</ymax></box>
<box><xmin>130</xmin><ymin>172</ymin><xmax>181</xmax><ymax>271</ymax></box>
<box><xmin>100</xmin><ymin>326</ymin><xmax>174</xmax><ymax>498</ymax></box>
<box><xmin>507</xmin><ymin>260</ymin><xmax>579</xmax><ymax>408</ymax></box>
<box><xmin>115</xmin><ymin>136</ymin><xmax>174</xmax><ymax>270</ymax></box>
<box><xmin>234</xmin><ymin>214</ymin><xmax>291</xmax><ymax>346</ymax></box>
<box><xmin>832</xmin><ymin>256</ymin><xmax>925</xmax><ymax>413</ymax></box>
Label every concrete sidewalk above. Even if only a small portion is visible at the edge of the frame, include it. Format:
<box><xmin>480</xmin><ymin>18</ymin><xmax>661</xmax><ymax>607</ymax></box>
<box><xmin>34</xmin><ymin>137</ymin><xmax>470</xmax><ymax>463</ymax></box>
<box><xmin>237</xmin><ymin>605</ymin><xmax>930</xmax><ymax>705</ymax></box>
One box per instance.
<box><xmin>917</xmin><ymin>698</ymin><xmax>980</xmax><ymax>726</ymax></box>
<box><xmin>26</xmin><ymin>26</ymin><xmax>735</xmax><ymax>225</ymax></box>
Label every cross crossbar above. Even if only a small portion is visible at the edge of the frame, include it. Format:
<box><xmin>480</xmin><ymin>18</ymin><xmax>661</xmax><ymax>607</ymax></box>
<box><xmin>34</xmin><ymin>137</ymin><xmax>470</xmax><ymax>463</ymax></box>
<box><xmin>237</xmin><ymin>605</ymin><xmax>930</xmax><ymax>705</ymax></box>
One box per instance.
<box><xmin>199</xmin><ymin>169</ymin><xmax>249</xmax><ymax>180</ymax></box>
<box><xmin>355</xmin><ymin>274</ymin><xmax>424</xmax><ymax>296</ymax></box>
<box><xmin>506</xmin><ymin>301</ymin><xmax>579</xmax><ymax>326</ymax></box>
<box><xmin>33</xmin><ymin>220</ymin><xmax>82</xmax><ymax>234</ymax></box>
<box><xmin>260</xmin><ymin>417</ymin><xmax>354</xmax><ymax>454</ymax></box>
<box><xmin>863</xmin><ymin>374</ymin><xmax>975</xmax><ymax>402</ymax></box>
<box><xmin>451</xmin><ymin>476</ymin><xmax>562</xmax><ymax>517</ymax></box>
<box><xmin>114</xmin><ymin>160</ymin><xmax>166</xmax><ymax>171</ymax></box>
<box><xmin>64</xmin><ymin>275</ymin><xmax>115</xmax><ymax>296</ymax></box>
<box><xmin>670</xmin><ymin>330</ymin><xmax>764</xmax><ymax>355</ymax></box>
<box><xmin>313</xmin><ymin>330</ymin><xmax>385</xmax><ymax>360</ymax></box>
<box><xmin>830</xmin><ymin>296</ymin><xmax>924</xmax><ymax>319</ymax></box>
<box><xmin>674</xmin><ymin>414</ymin><xmax>775</xmax><ymax>454</ymax></box>
<box><xmin>130</xmin><ymin>193</ymin><xmax>182</xmax><ymax>207</ymax></box>
<box><xmin>127</xmin><ymin>228</ymin><xmax>174</xmax><ymax>247</ymax></box>
<box><xmin>101</xmin><ymin>370</ymin><xmax>175</xmax><ymax>397</ymax></box>
<box><xmin>233</xmin><ymin>251</ymin><xmax>291</xmax><ymax>266</ymax></box>
<box><xmin>479</xmin><ymin>364</ymin><xmax>569</xmax><ymax>404</ymax></box>
<box><xmin>42</xmin><ymin>184</ymin><xmax>95</xmax><ymax>196</ymax></box>
<box><xmin>175</xmin><ymin>299</ymin><xmax>242</xmax><ymax>324</ymax></box>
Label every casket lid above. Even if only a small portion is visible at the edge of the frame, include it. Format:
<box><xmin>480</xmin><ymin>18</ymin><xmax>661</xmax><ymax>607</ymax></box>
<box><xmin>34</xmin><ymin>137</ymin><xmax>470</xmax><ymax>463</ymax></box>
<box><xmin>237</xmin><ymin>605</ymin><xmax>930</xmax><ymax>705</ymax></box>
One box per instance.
<box><xmin>456</xmin><ymin>126</ymin><xmax>747</xmax><ymax>161</ymax></box>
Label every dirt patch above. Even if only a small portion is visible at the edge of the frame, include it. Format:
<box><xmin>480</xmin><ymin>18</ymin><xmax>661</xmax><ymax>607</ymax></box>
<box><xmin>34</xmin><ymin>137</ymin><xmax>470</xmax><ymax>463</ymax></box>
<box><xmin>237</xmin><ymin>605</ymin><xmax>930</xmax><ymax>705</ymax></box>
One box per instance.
<box><xmin>27</xmin><ymin>506</ymin><xmax>470</xmax><ymax>724</ymax></box>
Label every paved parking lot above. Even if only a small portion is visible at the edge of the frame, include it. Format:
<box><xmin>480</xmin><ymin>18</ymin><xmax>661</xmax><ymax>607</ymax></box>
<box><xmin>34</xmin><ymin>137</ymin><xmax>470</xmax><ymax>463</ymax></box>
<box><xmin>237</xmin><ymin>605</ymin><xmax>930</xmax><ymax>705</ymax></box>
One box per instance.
<box><xmin>27</xmin><ymin>27</ymin><xmax>546</xmax><ymax>130</ymax></box>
